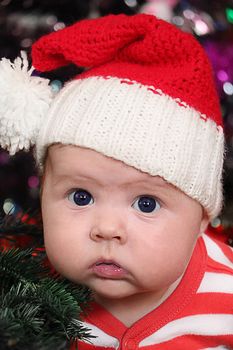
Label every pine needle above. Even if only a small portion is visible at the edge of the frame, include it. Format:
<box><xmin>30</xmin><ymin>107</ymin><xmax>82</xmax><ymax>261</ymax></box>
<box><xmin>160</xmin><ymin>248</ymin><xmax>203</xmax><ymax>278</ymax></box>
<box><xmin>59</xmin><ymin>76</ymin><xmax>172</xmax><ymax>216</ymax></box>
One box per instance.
<box><xmin>0</xmin><ymin>248</ymin><xmax>93</xmax><ymax>350</ymax></box>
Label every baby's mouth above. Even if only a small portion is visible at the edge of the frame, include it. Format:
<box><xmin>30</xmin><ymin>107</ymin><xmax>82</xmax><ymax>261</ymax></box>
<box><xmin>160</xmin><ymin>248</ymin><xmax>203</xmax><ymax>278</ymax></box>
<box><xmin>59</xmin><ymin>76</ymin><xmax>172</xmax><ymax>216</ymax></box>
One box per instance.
<box><xmin>92</xmin><ymin>260</ymin><xmax>127</xmax><ymax>279</ymax></box>
<box><xmin>96</xmin><ymin>260</ymin><xmax>121</xmax><ymax>267</ymax></box>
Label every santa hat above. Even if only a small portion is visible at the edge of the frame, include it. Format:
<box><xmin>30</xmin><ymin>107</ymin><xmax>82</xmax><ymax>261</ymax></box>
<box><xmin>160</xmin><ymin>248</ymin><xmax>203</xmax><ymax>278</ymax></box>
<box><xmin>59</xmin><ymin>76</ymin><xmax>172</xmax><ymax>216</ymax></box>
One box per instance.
<box><xmin>0</xmin><ymin>14</ymin><xmax>224</xmax><ymax>219</ymax></box>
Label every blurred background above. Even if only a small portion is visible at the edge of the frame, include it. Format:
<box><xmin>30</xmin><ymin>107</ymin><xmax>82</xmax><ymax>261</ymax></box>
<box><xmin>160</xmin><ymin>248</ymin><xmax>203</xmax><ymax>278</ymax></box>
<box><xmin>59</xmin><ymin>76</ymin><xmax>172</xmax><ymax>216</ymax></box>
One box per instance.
<box><xmin>0</xmin><ymin>0</ymin><xmax>233</xmax><ymax>238</ymax></box>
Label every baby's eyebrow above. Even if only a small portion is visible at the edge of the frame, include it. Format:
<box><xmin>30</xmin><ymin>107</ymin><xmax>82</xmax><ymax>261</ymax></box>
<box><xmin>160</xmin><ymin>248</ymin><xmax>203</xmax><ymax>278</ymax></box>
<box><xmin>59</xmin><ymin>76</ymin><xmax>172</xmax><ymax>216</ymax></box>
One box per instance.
<box><xmin>52</xmin><ymin>173</ymin><xmax>102</xmax><ymax>187</ymax></box>
<box><xmin>53</xmin><ymin>172</ymin><xmax>168</xmax><ymax>191</ymax></box>
<box><xmin>122</xmin><ymin>178</ymin><xmax>165</xmax><ymax>187</ymax></box>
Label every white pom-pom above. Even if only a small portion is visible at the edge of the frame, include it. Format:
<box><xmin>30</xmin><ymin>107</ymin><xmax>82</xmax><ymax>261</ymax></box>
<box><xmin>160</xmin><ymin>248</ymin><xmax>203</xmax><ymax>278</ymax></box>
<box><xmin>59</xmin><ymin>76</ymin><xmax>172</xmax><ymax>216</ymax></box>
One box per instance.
<box><xmin>0</xmin><ymin>51</ymin><xmax>53</xmax><ymax>155</ymax></box>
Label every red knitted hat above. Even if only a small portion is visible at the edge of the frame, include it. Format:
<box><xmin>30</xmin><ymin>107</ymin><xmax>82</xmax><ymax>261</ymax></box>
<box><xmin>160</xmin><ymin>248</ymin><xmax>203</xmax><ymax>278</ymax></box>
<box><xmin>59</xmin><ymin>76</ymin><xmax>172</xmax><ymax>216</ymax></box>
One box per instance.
<box><xmin>0</xmin><ymin>14</ymin><xmax>224</xmax><ymax>219</ymax></box>
<box><xmin>32</xmin><ymin>14</ymin><xmax>222</xmax><ymax>126</ymax></box>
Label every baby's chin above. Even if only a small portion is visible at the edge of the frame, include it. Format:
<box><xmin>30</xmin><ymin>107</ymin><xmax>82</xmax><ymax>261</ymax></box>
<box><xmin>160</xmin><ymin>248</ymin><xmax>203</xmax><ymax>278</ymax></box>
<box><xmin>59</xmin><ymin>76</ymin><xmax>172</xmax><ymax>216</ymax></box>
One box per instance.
<box><xmin>86</xmin><ymin>278</ymin><xmax>140</xmax><ymax>301</ymax></box>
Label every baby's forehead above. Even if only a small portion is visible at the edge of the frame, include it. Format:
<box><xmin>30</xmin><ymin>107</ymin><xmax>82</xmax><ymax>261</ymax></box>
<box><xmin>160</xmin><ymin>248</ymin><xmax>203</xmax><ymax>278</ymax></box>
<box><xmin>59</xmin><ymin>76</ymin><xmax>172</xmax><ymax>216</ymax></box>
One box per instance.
<box><xmin>45</xmin><ymin>144</ymin><xmax>172</xmax><ymax>189</ymax></box>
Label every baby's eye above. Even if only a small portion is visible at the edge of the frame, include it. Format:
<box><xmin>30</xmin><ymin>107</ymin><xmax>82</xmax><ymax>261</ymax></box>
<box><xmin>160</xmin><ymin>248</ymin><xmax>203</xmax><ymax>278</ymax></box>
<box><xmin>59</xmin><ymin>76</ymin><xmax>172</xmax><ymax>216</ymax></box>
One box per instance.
<box><xmin>132</xmin><ymin>196</ymin><xmax>160</xmax><ymax>213</ymax></box>
<box><xmin>68</xmin><ymin>189</ymin><xmax>94</xmax><ymax>206</ymax></box>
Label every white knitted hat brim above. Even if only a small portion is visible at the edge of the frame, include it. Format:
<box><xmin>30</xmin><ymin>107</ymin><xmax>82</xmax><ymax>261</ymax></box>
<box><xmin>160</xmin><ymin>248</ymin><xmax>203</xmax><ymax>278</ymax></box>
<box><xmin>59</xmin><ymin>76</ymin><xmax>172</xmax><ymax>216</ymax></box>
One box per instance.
<box><xmin>36</xmin><ymin>76</ymin><xmax>224</xmax><ymax>219</ymax></box>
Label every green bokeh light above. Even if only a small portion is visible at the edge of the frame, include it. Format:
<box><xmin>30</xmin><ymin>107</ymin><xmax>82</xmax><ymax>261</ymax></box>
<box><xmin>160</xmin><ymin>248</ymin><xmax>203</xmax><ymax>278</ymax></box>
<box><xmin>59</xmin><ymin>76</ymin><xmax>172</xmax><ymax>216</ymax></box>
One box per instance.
<box><xmin>226</xmin><ymin>7</ymin><xmax>233</xmax><ymax>23</ymax></box>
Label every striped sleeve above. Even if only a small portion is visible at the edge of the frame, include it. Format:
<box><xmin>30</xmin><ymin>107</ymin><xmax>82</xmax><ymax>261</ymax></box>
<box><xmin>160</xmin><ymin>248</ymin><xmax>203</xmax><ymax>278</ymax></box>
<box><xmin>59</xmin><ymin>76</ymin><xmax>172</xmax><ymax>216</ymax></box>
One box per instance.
<box><xmin>139</xmin><ymin>235</ymin><xmax>233</xmax><ymax>349</ymax></box>
<box><xmin>72</xmin><ymin>235</ymin><xmax>233</xmax><ymax>350</ymax></box>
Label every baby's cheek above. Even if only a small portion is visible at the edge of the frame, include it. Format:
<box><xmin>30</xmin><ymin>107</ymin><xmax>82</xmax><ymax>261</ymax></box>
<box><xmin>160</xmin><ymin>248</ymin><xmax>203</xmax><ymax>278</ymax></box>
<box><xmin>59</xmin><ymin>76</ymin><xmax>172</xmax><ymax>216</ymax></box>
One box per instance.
<box><xmin>43</xmin><ymin>229</ymin><xmax>87</xmax><ymax>283</ymax></box>
<box><xmin>42</xmin><ymin>223</ymin><xmax>69</xmax><ymax>268</ymax></box>
<box><xmin>45</xmin><ymin>242</ymin><xmax>76</xmax><ymax>280</ymax></box>
<box><xmin>141</xmin><ymin>240</ymin><xmax>194</xmax><ymax>287</ymax></box>
<box><xmin>159</xmin><ymin>244</ymin><xmax>196</xmax><ymax>281</ymax></box>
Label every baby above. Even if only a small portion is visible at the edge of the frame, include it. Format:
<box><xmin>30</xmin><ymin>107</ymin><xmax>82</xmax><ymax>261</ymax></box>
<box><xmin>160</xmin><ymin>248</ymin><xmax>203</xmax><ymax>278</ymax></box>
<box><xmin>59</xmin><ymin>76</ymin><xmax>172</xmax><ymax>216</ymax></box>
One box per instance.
<box><xmin>1</xmin><ymin>13</ymin><xmax>233</xmax><ymax>349</ymax></box>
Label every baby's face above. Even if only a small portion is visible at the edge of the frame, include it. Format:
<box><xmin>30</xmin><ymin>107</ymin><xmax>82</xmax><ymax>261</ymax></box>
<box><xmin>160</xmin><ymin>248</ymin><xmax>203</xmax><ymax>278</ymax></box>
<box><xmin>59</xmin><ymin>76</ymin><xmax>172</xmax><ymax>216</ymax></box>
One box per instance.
<box><xmin>41</xmin><ymin>145</ymin><xmax>207</xmax><ymax>302</ymax></box>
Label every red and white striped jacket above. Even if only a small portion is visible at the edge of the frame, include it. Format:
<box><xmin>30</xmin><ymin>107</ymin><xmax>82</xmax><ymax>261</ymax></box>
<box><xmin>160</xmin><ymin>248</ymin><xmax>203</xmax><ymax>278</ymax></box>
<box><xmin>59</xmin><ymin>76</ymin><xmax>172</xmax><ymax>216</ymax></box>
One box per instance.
<box><xmin>73</xmin><ymin>233</ymin><xmax>233</xmax><ymax>350</ymax></box>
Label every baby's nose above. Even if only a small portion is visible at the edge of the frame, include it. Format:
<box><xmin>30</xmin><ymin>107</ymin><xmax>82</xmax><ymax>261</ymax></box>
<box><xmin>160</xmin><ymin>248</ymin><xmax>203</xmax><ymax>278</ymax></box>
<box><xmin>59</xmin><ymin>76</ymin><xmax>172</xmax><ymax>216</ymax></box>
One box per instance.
<box><xmin>90</xmin><ymin>214</ymin><xmax>127</xmax><ymax>244</ymax></box>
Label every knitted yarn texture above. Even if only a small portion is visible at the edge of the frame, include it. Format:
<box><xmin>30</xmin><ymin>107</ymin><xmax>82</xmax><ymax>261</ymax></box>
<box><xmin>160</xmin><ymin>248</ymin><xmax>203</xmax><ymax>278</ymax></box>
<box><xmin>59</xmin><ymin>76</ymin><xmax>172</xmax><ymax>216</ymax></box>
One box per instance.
<box><xmin>0</xmin><ymin>14</ymin><xmax>225</xmax><ymax>219</ymax></box>
<box><xmin>0</xmin><ymin>52</ymin><xmax>52</xmax><ymax>155</ymax></box>
<box><xmin>32</xmin><ymin>14</ymin><xmax>222</xmax><ymax>125</ymax></box>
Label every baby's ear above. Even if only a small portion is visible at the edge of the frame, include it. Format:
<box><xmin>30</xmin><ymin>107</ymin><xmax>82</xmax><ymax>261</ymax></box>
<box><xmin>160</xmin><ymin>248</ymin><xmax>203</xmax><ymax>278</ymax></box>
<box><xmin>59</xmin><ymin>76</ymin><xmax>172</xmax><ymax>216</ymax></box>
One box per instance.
<box><xmin>200</xmin><ymin>210</ymin><xmax>210</xmax><ymax>234</ymax></box>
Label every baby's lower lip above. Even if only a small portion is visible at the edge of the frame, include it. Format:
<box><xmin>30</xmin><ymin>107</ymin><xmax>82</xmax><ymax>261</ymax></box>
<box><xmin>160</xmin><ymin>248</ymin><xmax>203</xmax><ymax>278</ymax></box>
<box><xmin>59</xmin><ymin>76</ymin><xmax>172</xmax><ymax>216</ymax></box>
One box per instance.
<box><xmin>92</xmin><ymin>262</ymin><xmax>127</xmax><ymax>279</ymax></box>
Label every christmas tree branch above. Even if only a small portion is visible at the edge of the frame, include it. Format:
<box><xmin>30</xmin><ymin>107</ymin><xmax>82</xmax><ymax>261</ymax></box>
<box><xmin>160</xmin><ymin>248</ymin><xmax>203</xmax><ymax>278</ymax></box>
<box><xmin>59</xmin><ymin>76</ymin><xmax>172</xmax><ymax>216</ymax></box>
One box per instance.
<box><xmin>0</xmin><ymin>214</ymin><xmax>94</xmax><ymax>350</ymax></box>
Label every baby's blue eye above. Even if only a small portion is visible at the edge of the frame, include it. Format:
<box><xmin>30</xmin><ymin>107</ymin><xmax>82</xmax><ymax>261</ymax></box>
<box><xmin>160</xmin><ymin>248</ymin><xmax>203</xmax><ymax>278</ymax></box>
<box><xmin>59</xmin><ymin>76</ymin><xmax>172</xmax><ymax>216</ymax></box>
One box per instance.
<box><xmin>68</xmin><ymin>189</ymin><xmax>94</xmax><ymax>206</ymax></box>
<box><xmin>132</xmin><ymin>196</ymin><xmax>160</xmax><ymax>213</ymax></box>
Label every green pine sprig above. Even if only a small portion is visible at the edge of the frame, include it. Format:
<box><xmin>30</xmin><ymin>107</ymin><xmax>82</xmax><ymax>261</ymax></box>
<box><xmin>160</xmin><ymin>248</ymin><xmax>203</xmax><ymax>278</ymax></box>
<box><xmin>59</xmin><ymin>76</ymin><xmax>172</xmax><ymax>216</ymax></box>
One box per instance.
<box><xmin>0</xmin><ymin>248</ymin><xmax>93</xmax><ymax>350</ymax></box>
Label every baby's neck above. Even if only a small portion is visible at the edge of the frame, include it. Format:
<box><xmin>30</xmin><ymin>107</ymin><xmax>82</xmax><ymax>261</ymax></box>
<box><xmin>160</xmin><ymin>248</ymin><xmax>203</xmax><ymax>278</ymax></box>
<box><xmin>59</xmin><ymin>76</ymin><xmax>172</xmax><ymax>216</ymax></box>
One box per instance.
<box><xmin>94</xmin><ymin>290</ymin><xmax>165</xmax><ymax>327</ymax></box>
<box><xmin>94</xmin><ymin>277</ymin><xmax>182</xmax><ymax>327</ymax></box>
